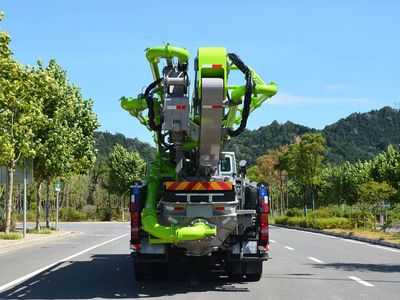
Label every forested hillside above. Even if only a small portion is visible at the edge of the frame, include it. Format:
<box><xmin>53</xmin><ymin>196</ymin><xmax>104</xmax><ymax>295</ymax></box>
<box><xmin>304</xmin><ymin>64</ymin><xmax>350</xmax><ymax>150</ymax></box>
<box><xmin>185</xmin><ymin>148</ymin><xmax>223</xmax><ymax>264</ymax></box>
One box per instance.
<box><xmin>324</xmin><ymin>106</ymin><xmax>400</xmax><ymax>164</ymax></box>
<box><xmin>94</xmin><ymin>131</ymin><xmax>155</xmax><ymax>161</ymax></box>
<box><xmin>228</xmin><ymin>106</ymin><xmax>400</xmax><ymax>165</ymax></box>
<box><xmin>226</xmin><ymin>121</ymin><xmax>314</xmax><ymax>165</ymax></box>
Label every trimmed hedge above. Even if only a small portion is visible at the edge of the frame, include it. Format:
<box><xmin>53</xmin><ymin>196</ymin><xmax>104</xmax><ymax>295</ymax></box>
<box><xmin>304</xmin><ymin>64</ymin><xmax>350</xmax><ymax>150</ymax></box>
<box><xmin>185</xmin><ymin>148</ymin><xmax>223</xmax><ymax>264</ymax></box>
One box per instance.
<box><xmin>276</xmin><ymin>215</ymin><xmax>352</xmax><ymax>230</ymax></box>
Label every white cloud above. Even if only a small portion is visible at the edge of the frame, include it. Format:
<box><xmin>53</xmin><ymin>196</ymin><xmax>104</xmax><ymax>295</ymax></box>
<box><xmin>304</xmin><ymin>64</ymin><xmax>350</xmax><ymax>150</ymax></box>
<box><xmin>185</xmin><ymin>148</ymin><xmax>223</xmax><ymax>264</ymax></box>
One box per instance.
<box><xmin>267</xmin><ymin>93</ymin><xmax>372</xmax><ymax>106</ymax></box>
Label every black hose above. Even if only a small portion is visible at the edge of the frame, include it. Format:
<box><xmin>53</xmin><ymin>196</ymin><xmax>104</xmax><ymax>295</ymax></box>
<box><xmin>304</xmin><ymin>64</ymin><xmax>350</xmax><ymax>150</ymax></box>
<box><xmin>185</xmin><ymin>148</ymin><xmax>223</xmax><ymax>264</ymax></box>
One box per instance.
<box><xmin>227</xmin><ymin>53</ymin><xmax>253</xmax><ymax>137</ymax></box>
<box><xmin>145</xmin><ymin>78</ymin><xmax>163</xmax><ymax>131</ymax></box>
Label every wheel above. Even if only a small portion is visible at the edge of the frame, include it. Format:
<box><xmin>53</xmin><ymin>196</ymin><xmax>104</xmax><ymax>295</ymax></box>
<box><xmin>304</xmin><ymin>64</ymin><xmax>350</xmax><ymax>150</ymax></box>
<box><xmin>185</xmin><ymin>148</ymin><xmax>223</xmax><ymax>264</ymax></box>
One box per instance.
<box><xmin>229</xmin><ymin>274</ymin><xmax>244</xmax><ymax>281</ymax></box>
<box><xmin>244</xmin><ymin>261</ymin><xmax>263</xmax><ymax>281</ymax></box>
<box><xmin>245</xmin><ymin>272</ymin><xmax>262</xmax><ymax>281</ymax></box>
<box><xmin>134</xmin><ymin>260</ymin><xmax>151</xmax><ymax>281</ymax></box>
<box><xmin>134</xmin><ymin>258</ymin><xmax>170</xmax><ymax>281</ymax></box>
<box><xmin>227</xmin><ymin>261</ymin><xmax>244</xmax><ymax>281</ymax></box>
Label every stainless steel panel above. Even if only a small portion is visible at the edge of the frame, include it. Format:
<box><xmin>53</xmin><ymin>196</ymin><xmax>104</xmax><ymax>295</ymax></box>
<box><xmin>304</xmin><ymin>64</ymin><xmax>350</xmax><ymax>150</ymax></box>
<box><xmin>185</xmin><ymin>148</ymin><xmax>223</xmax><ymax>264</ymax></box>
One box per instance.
<box><xmin>186</xmin><ymin>204</ymin><xmax>213</xmax><ymax>218</ymax></box>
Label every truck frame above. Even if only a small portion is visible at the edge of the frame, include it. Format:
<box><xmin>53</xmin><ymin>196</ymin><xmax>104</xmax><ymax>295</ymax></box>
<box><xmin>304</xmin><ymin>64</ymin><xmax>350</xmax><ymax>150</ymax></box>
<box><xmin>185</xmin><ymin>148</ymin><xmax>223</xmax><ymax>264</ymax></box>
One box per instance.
<box><xmin>120</xmin><ymin>45</ymin><xmax>277</xmax><ymax>281</ymax></box>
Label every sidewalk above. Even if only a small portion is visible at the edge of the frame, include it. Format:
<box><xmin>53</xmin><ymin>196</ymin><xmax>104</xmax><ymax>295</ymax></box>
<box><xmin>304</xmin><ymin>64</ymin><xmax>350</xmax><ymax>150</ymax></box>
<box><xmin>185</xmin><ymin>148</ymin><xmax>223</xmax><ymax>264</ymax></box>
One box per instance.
<box><xmin>0</xmin><ymin>230</ymin><xmax>82</xmax><ymax>254</ymax></box>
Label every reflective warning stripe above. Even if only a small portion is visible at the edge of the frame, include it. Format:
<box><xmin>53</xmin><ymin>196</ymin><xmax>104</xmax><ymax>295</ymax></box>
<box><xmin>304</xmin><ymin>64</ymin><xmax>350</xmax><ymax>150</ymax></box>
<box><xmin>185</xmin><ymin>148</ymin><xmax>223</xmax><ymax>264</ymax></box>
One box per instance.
<box><xmin>202</xmin><ymin>64</ymin><xmax>223</xmax><ymax>68</ymax></box>
<box><xmin>165</xmin><ymin>181</ymin><xmax>233</xmax><ymax>191</ymax></box>
<box><xmin>202</xmin><ymin>105</ymin><xmax>223</xmax><ymax>109</ymax></box>
<box><xmin>166</xmin><ymin>105</ymin><xmax>187</xmax><ymax>110</ymax></box>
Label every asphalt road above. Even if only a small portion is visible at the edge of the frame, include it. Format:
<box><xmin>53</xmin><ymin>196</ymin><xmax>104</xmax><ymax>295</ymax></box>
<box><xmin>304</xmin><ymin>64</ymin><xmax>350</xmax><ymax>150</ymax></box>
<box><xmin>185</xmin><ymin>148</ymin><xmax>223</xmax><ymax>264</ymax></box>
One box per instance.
<box><xmin>0</xmin><ymin>222</ymin><xmax>399</xmax><ymax>299</ymax></box>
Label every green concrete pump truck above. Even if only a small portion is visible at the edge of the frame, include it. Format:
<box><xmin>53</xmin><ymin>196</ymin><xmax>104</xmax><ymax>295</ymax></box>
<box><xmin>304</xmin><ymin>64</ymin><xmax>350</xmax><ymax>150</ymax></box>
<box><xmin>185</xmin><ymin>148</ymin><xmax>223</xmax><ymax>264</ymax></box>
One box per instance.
<box><xmin>120</xmin><ymin>45</ymin><xmax>277</xmax><ymax>281</ymax></box>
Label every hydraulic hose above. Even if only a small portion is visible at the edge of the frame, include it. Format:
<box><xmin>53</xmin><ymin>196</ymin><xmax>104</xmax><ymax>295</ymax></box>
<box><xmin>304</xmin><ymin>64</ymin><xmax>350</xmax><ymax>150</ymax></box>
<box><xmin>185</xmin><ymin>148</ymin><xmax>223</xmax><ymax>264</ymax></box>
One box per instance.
<box><xmin>145</xmin><ymin>78</ymin><xmax>163</xmax><ymax>132</ymax></box>
<box><xmin>141</xmin><ymin>158</ymin><xmax>217</xmax><ymax>243</ymax></box>
<box><xmin>227</xmin><ymin>53</ymin><xmax>253</xmax><ymax>137</ymax></box>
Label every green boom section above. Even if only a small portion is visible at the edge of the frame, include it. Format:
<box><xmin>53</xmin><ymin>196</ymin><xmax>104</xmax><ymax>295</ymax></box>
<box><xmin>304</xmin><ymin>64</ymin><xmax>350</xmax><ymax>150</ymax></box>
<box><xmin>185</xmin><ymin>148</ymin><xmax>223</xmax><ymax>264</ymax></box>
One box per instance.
<box><xmin>146</xmin><ymin>45</ymin><xmax>190</xmax><ymax>84</ymax></box>
<box><xmin>225</xmin><ymin>68</ymin><xmax>278</xmax><ymax>128</ymax></box>
<box><xmin>141</xmin><ymin>157</ymin><xmax>217</xmax><ymax>244</ymax></box>
<box><xmin>120</xmin><ymin>45</ymin><xmax>278</xmax><ymax>243</ymax></box>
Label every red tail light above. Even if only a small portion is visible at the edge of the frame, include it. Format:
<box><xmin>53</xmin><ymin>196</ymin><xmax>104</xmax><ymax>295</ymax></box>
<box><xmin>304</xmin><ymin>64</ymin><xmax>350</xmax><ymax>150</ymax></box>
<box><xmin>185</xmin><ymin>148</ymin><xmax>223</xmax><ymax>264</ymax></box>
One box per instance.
<box><xmin>130</xmin><ymin>186</ymin><xmax>141</xmax><ymax>244</ymax></box>
<box><xmin>259</xmin><ymin>212</ymin><xmax>269</xmax><ymax>241</ymax></box>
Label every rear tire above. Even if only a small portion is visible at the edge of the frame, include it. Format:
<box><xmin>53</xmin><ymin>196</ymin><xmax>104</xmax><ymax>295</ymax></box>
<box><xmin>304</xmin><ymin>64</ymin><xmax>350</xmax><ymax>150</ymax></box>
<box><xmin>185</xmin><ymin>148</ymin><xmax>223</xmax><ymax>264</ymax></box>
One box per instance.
<box><xmin>133</xmin><ymin>261</ymin><xmax>151</xmax><ymax>281</ymax></box>
<box><xmin>244</xmin><ymin>261</ymin><xmax>263</xmax><ymax>281</ymax></box>
<box><xmin>246</xmin><ymin>272</ymin><xmax>262</xmax><ymax>281</ymax></box>
<box><xmin>133</xmin><ymin>257</ymin><xmax>169</xmax><ymax>281</ymax></box>
<box><xmin>227</xmin><ymin>261</ymin><xmax>244</xmax><ymax>281</ymax></box>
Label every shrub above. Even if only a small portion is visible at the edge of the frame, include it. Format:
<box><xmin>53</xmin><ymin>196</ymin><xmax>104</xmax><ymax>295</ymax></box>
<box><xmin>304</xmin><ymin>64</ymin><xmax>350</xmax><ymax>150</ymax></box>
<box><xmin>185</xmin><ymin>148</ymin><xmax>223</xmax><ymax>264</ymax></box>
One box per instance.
<box><xmin>59</xmin><ymin>207</ymin><xmax>87</xmax><ymax>222</ymax></box>
<box><xmin>27</xmin><ymin>227</ymin><xmax>54</xmax><ymax>234</ymax></box>
<box><xmin>0</xmin><ymin>214</ymin><xmax>16</xmax><ymax>232</ymax></box>
<box><xmin>384</xmin><ymin>211</ymin><xmax>400</xmax><ymax>229</ymax></box>
<box><xmin>309</xmin><ymin>207</ymin><xmax>336</xmax><ymax>219</ymax></box>
<box><xmin>349</xmin><ymin>211</ymin><xmax>374</xmax><ymax>228</ymax></box>
<box><xmin>307</xmin><ymin>217</ymin><xmax>352</xmax><ymax>230</ymax></box>
<box><xmin>99</xmin><ymin>207</ymin><xmax>113</xmax><ymax>221</ymax></box>
<box><xmin>287</xmin><ymin>217</ymin><xmax>307</xmax><ymax>227</ymax></box>
<box><xmin>15</xmin><ymin>210</ymin><xmax>41</xmax><ymax>222</ymax></box>
<box><xmin>81</xmin><ymin>205</ymin><xmax>98</xmax><ymax>220</ymax></box>
<box><xmin>286</xmin><ymin>208</ymin><xmax>304</xmax><ymax>217</ymax></box>
<box><xmin>0</xmin><ymin>232</ymin><xmax>22</xmax><ymax>240</ymax></box>
<box><xmin>275</xmin><ymin>215</ymin><xmax>288</xmax><ymax>224</ymax></box>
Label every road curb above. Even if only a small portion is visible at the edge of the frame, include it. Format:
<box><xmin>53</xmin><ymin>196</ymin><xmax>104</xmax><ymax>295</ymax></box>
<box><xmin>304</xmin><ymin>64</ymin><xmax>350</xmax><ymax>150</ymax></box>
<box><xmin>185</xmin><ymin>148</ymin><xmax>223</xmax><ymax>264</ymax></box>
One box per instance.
<box><xmin>0</xmin><ymin>231</ymin><xmax>82</xmax><ymax>254</ymax></box>
<box><xmin>272</xmin><ymin>224</ymin><xmax>400</xmax><ymax>249</ymax></box>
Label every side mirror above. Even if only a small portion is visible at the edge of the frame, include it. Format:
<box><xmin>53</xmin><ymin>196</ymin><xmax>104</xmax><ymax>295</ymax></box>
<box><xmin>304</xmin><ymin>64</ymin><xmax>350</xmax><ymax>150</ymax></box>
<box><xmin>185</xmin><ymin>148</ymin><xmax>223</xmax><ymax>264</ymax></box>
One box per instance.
<box><xmin>239</xmin><ymin>160</ymin><xmax>247</xmax><ymax>168</ymax></box>
<box><xmin>239</xmin><ymin>160</ymin><xmax>247</xmax><ymax>177</ymax></box>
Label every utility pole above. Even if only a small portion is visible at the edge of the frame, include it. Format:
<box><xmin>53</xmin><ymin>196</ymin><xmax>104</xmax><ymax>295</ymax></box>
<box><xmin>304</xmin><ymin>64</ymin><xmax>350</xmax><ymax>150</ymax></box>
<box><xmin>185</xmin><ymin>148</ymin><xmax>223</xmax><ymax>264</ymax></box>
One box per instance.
<box><xmin>55</xmin><ymin>181</ymin><xmax>61</xmax><ymax>231</ymax></box>
<box><xmin>23</xmin><ymin>160</ymin><xmax>27</xmax><ymax>238</ymax></box>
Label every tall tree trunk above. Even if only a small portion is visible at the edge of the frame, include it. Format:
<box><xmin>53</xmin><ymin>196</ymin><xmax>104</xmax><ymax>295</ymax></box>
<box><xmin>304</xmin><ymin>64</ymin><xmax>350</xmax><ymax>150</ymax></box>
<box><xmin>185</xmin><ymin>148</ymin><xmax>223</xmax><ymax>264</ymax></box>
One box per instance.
<box><xmin>5</xmin><ymin>163</ymin><xmax>15</xmax><ymax>234</ymax></box>
<box><xmin>303</xmin><ymin>187</ymin><xmax>308</xmax><ymax>217</ymax></box>
<box><xmin>87</xmin><ymin>175</ymin><xmax>97</xmax><ymax>206</ymax></box>
<box><xmin>45</xmin><ymin>178</ymin><xmax>50</xmax><ymax>228</ymax></box>
<box><xmin>35</xmin><ymin>181</ymin><xmax>43</xmax><ymax>230</ymax></box>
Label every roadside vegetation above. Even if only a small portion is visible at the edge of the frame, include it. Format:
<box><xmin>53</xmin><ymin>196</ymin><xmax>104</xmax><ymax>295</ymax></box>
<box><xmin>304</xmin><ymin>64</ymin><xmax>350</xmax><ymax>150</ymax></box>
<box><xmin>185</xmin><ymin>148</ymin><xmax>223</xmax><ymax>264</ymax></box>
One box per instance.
<box><xmin>0</xmin><ymin>232</ymin><xmax>22</xmax><ymax>240</ymax></box>
<box><xmin>1</xmin><ymin>10</ymin><xmax>399</xmax><ymax>246</ymax></box>
<box><xmin>254</xmin><ymin>133</ymin><xmax>400</xmax><ymax>244</ymax></box>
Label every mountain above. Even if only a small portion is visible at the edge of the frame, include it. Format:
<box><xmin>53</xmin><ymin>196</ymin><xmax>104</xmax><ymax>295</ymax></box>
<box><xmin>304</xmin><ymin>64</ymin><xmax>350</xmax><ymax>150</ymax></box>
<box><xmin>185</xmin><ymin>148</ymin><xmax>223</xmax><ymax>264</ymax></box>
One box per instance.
<box><xmin>94</xmin><ymin>131</ymin><xmax>155</xmax><ymax>161</ymax></box>
<box><xmin>226</xmin><ymin>121</ymin><xmax>315</xmax><ymax>164</ymax></box>
<box><xmin>227</xmin><ymin>106</ymin><xmax>400</xmax><ymax>165</ymax></box>
<box><xmin>324</xmin><ymin>106</ymin><xmax>400</xmax><ymax>164</ymax></box>
<box><xmin>95</xmin><ymin>106</ymin><xmax>400</xmax><ymax>166</ymax></box>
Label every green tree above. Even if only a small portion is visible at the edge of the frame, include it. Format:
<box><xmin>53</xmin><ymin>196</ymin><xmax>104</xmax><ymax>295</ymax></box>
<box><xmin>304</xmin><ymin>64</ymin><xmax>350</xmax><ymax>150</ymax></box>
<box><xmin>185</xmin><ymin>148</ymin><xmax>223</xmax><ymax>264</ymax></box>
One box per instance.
<box><xmin>370</xmin><ymin>145</ymin><xmax>400</xmax><ymax>193</ymax></box>
<box><xmin>357</xmin><ymin>181</ymin><xmax>396</xmax><ymax>228</ymax></box>
<box><xmin>106</xmin><ymin>144</ymin><xmax>145</xmax><ymax>220</ymax></box>
<box><xmin>0</xmin><ymin>14</ymin><xmax>45</xmax><ymax>233</ymax></box>
<box><xmin>248</xmin><ymin>146</ymin><xmax>288</xmax><ymax>214</ymax></box>
<box><xmin>32</xmin><ymin>60</ymin><xmax>99</xmax><ymax>229</ymax></box>
<box><xmin>279</xmin><ymin>133</ymin><xmax>325</xmax><ymax>216</ymax></box>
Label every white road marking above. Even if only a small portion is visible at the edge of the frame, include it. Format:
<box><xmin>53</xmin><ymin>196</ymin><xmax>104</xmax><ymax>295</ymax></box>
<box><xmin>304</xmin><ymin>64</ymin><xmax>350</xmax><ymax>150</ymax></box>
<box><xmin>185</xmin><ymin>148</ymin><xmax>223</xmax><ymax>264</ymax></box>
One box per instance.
<box><xmin>341</xmin><ymin>239</ymin><xmax>366</xmax><ymax>245</ymax></box>
<box><xmin>367</xmin><ymin>244</ymin><xmax>400</xmax><ymax>253</ymax></box>
<box><xmin>308</xmin><ymin>256</ymin><xmax>324</xmax><ymax>264</ymax></box>
<box><xmin>269</xmin><ymin>239</ymin><xmax>277</xmax><ymax>243</ymax></box>
<box><xmin>348</xmin><ymin>276</ymin><xmax>374</xmax><ymax>287</ymax></box>
<box><xmin>0</xmin><ymin>233</ymin><xmax>128</xmax><ymax>293</ymax></box>
<box><xmin>271</xmin><ymin>226</ymin><xmax>400</xmax><ymax>253</ymax></box>
<box><xmin>284</xmin><ymin>246</ymin><xmax>294</xmax><ymax>251</ymax></box>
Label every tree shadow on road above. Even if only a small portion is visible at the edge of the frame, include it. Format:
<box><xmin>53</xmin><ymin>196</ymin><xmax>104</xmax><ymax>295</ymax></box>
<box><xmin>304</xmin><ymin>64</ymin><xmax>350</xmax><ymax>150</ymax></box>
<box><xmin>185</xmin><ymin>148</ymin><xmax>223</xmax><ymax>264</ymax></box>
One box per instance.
<box><xmin>0</xmin><ymin>254</ymin><xmax>250</xmax><ymax>299</ymax></box>
<box><xmin>312</xmin><ymin>262</ymin><xmax>400</xmax><ymax>273</ymax></box>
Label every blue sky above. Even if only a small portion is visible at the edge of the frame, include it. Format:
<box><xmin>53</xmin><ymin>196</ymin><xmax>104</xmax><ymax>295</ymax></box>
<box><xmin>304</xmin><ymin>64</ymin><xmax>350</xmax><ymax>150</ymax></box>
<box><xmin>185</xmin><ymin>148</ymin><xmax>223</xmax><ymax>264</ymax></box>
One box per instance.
<box><xmin>1</xmin><ymin>0</ymin><xmax>399</xmax><ymax>144</ymax></box>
